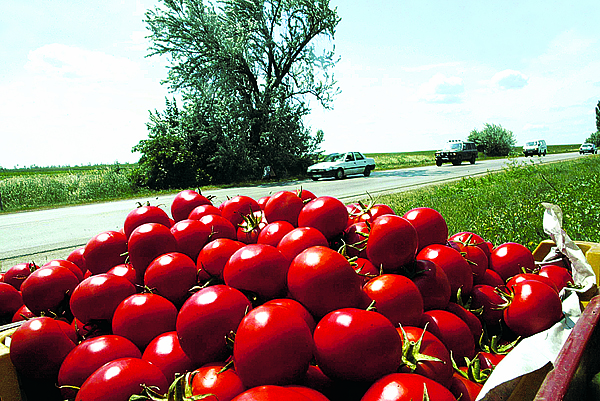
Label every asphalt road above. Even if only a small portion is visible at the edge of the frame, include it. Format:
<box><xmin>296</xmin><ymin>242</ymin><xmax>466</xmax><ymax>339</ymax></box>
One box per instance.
<box><xmin>0</xmin><ymin>152</ymin><xmax>583</xmax><ymax>270</ymax></box>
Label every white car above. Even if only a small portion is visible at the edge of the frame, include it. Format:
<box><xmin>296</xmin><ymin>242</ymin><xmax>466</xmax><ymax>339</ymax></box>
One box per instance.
<box><xmin>307</xmin><ymin>152</ymin><xmax>376</xmax><ymax>180</ymax></box>
<box><xmin>579</xmin><ymin>143</ymin><xmax>597</xmax><ymax>154</ymax></box>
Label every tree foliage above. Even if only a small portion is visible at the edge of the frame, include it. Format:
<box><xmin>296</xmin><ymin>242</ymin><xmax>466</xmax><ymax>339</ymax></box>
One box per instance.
<box><xmin>132</xmin><ymin>0</ymin><xmax>340</xmax><ymax>189</ymax></box>
<box><xmin>596</xmin><ymin>100</ymin><xmax>600</xmax><ymax>132</ymax></box>
<box><xmin>468</xmin><ymin>123</ymin><xmax>516</xmax><ymax>156</ymax></box>
<box><xmin>586</xmin><ymin>131</ymin><xmax>600</xmax><ymax>147</ymax></box>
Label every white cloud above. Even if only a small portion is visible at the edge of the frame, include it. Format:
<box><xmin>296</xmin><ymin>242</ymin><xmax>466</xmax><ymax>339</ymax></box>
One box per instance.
<box><xmin>419</xmin><ymin>73</ymin><xmax>464</xmax><ymax>104</ymax></box>
<box><xmin>491</xmin><ymin>70</ymin><xmax>529</xmax><ymax>90</ymax></box>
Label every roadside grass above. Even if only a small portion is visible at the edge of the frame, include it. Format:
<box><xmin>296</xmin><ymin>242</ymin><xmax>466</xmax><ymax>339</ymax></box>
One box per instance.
<box><xmin>364</xmin><ymin>155</ymin><xmax>600</xmax><ymax>250</ymax></box>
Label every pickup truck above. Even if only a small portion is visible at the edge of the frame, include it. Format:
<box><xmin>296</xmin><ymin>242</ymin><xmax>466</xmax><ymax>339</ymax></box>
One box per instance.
<box><xmin>307</xmin><ymin>152</ymin><xmax>376</xmax><ymax>180</ymax></box>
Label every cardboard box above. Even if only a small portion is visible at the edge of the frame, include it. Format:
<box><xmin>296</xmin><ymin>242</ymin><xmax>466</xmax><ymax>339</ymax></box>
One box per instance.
<box><xmin>0</xmin><ymin>326</ymin><xmax>22</xmax><ymax>401</ymax></box>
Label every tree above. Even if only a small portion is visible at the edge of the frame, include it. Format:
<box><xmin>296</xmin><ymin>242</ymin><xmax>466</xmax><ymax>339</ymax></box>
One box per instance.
<box><xmin>133</xmin><ymin>0</ymin><xmax>340</xmax><ymax>189</ymax></box>
<box><xmin>596</xmin><ymin>100</ymin><xmax>600</xmax><ymax>132</ymax></box>
<box><xmin>586</xmin><ymin>131</ymin><xmax>600</xmax><ymax>147</ymax></box>
<box><xmin>468</xmin><ymin>123</ymin><xmax>516</xmax><ymax>156</ymax></box>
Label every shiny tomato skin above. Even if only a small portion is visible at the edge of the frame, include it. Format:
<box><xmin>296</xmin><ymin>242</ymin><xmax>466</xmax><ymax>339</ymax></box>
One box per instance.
<box><xmin>199</xmin><ymin>214</ymin><xmax>237</xmax><ymax>240</ymax></box>
<box><xmin>67</xmin><ymin>247</ymin><xmax>87</xmax><ymax>276</ymax></box>
<box><xmin>314</xmin><ymin>308</ymin><xmax>402</xmax><ymax>382</ymax></box>
<box><xmin>177</xmin><ymin>285</ymin><xmax>251</xmax><ymax>366</ymax></box>
<box><xmin>123</xmin><ymin>205</ymin><xmax>171</xmax><ymax>238</ymax></box>
<box><xmin>142</xmin><ymin>331</ymin><xmax>195</xmax><ymax>383</ymax></box>
<box><xmin>402</xmin><ymin>207</ymin><xmax>448</xmax><ymax>252</ymax></box>
<box><xmin>111</xmin><ymin>293</ymin><xmax>178</xmax><ymax>350</ymax></box>
<box><xmin>296</xmin><ymin>188</ymin><xmax>317</xmax><ymax>203</ymax></box>
<box><xmin>4</xmin><ymin>262</ymin><xmax>36</xmax><ymax>291</ymax></box>
<box><xmin>264</xmin><ymin>190</ymin><xmax>305</xmax><ymax>227</ymax></box>
<box><xmin>469</xmin><ymin>284</ymin><xmax>505</xmax><ymax>328</ymax></box>
<box><xmin>10</xmin><ymin>317</ymin><xmax>76</xmax><ymax>380</ymax></box>
<box><xmin>171</xmin><ymin>189</ymin><xmax>212</xmax><ymax>222</ymax></box>
<box><xmin>420</xmin><ymin>309</ymin><xmax>476</xmax><ymax>363</ymax></box>
<box><xmin>258</xmin><ymin>195</ymin><xmax>270</xmax><ymax>210</ymax></box>
<box><xmin>287</xmin><ymin>246</ymin><xmax>365</xmax><ymax>319</ymax></box>
<box><xmin>353</xmin><ymin>204</ymin><xmax>396</xmax><ymax>225</ymax></box>
<box><xmin>490</xmin><ymin>242</ymin><xmax>535</xmax><ymax>282</ymax></box>
<box><xmin>354</xmin><ymin>257</ymin><xmax>379</xmax><ymax>285</ymax></box>
<box><xmin>144</xmin><ymin>252</ymin><xmax>198</xmax><ymax>307</ymax></box>
<box><xmin>189</xmin><ymin>204</ymin><xmax>222</xmax><ymax>220</ymax></box>
<box><xmin>232</xmin><ymin>385</ymin><xmax>314</xmax><ymax>401</ymax></box>
<box><xmin>449</xmin><ymin>372</ymin><xmax>483</xmax><ymax>401</ymax></box>
<box><xmin>20</xmin><ymin>265</ymin><xmax>79</xmax><ymax>316</ymax></box>
<box><xmin>221</xmin><ymin>195</ymin><xmax>261</xmax><ymax>228</ymax></box>
<box><xmin>297</xmin><ymin>196</ymin><xmax>348</xmax><ymax>240</ymax></box>
<box><xmin>397</xmin><ymin>326</ymin><xmax>453</xmax><ymax>388</ymax></box>
<box><xmin>503</xmin><ymin>279</ymin><xmax>563</xmax><ymax>337</ymax></box>
<box><xmin>107</xmin><ymin>263</ymin><xmax>139</xmax><ymax>286</ymax></box>
<box><xmin>233</xmin><ymin>304</ymin><xmax>314</xmax><ymax>388</ymax></box>
<box><xmin>449</xmin><ymin>231</ymin><xmax>491</xmax><ymax>262</ymax></box>
<box><xmin>411</xmin><ymin>259</ymin><xmax>451</xmax><ymax>311</ymax></box>
<box><xmin>361</xmin><ymin>373</ymin><xmax>456</xmax><ymax>401</ymax></box>
<box><xmin>285</xmin><ymin>386</ymin><xmax>330</xmax><ymax>401</ymax></box>
<box><xmin>475</xmin><ymin>268</ymin><xmax>505</xmax><ymax>287</ymax></box>
<box><xmin>0</xmin><ymin>282</ymin><xmax>23</xmax><ymax>319</ymax></box>
<box><xmin>170</xmin><ymin>219</ymin><xmax>211</xmax><ymax>261</ymax></box>
<box><xmin>44</xmin><ymin>259</ymin><xmax>84</xmax><ymax>282</ymax></box>
<box><xmin>366</xmin><ymin>215</ymin><xmax>418</xmax><ymax>273</ymax></box>
<box><xmin>343</xmin><ymin>221</ymin><xmax>370</xmax><ymax>258</ymax></box>
<box><xmin>70</xmin><ymin>273</ymin><xmax>136</xmax><ymax>324</ymax></box>
<box><xmin>507</xmin><ymin>273</ymin><xmax>559</xmax><ymax>293</ymax></box>
<box><xmin>11</xmin><ymin>304</ymin><xmax>34</xmax><ymax>322</ymax></box>
<box><xmin>277</xmin><ymin>227</ymin><xmax>329</xmax><ymax>263</ymax></box>
<box><xmin>263</xmin><ymin>298</ymin><xmax>317</xmax><ymax>333</ymax></box>
<box><xmin>83</xmin><ymin>230</ymin><xmax>128</xmax><ymax>275</ymax></box>
<box><xmin>417</xmin><ymin>244</ymin><xmax>473</xmax><ymax>299</ymax></box>
<box><xmin>461</xmin><ymin>245</ymin><xmax>488</xmax><ymax>280</ymax></box>
<box><xmin>445</xmin><ymin>302</ymin><xmax>483</xmax><ymax>344</ymax></box>
<box><xmin>127</xmin><ymin>222</ymin><xmax>178</xmax><ymax>281</ymax></box>
<box><xmin>257</xmin><ymin>220</ymin><xmax>295</xmax><ymax>247</ymax></box>
<box><xmin>197</xmin><ymin>238</ymin><xmax>245</xmax><ymax>279</ymax></box>
<box><xmin>223</xmin><ymin>244</ymin><xmax>289</xmax><ymax>301</ymax></box>
<box><xmin>190</xmin><ymin>362</ymin><xmax>246</xmax><ymax>401</ymax></box>
<box><xmin>363</xmin><ymin>274</ymin><xmax>424</xmax><ymax>327</ymax></box>
<box><xmin>75</xmin><ymin>357</ymin><xmax>168</xmax><ymax>401</ymax></box>
<box><xmin>58</xmin><ymin>335</ymin><xmax>141</xmax><ymax>399</ymax></box>
<box><xmin>538</xmin><ymin>264</ymin><xmax>574</xmax><ymax>292</ymax></box>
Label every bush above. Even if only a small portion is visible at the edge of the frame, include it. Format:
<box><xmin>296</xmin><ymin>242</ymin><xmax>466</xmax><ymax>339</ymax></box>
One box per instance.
<box><xmin>468</xmin><ymin>123</ymin><xmax>516</xmax><ymax>156</ymax></box>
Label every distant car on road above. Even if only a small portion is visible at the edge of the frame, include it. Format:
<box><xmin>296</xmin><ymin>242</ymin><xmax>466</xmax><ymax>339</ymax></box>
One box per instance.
<box><xmin>435</xmin><ymin>140</ymin><xmax>478</xmax><ymax>166</ymax></box>
<box><xmin>579</xmin><ymin>143</ymin><xmax>597</xmax><ymax>154</ymax></box>
<box><xmin>523</xmin><ymin>140</ymin><xmax>547</xmax><ymax>156</ymax></box>
<box><xmin>307</xmin><ymin>152</ymin><xmax>376</xmax><ymax>180</ymax></box>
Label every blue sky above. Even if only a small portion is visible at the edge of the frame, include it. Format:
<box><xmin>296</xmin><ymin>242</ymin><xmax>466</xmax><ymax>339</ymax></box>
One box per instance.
<box><xmin>1</xmin><ymin>1</ymin><xmax>599</xmax><ymax>168</ymax></box>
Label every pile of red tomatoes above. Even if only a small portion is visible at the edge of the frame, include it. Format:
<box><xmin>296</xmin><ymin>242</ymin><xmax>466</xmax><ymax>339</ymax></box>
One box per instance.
<box><xmin>0</xmin><ymin>188</ymin><xmax>574</xmax><ymax>401</ymax></box>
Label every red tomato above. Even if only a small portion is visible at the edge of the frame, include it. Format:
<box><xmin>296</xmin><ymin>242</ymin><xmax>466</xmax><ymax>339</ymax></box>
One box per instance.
<box><xmin>353</xmin><ymin>257</ymin><xmax>379</xmax><ymax>285</ymax></box>
<box><xmin>297</xmin><ymin>196</ymin><xmax>348</xmax><ymax>240</ymax></box>
<box><xmin>287</xmin><ymin>246</ymin><xmax>365</xmax><ymax>318</ymax></box>
<box><xmin>285</xmin><ymin>386</ymin><xmax>330</xmax><ymax>401</ymax></box>
<box><xmin>490</xmin><ymin>242</ymin><xmax>535</xmax><ymax>282</ymax></box>
<box><xmin>144</xmin><ymin>252</ymin><xmax>198</xmax><ymax>307</ymax></box>
<box><xmin>221</xmin><ymin>195</ymin><xmax>261</xmax><ymax>228</ymax></box>
<box><xmin>461</xmin><ymin>245</ymin><xmax>488</xmax><ymax>279</ymax></box>
<box><xmin>469</xmin><ymin>284</ymin><xmax>505</xmax><ymax>328</ymax></box>
<box><xmin>44</xmin><ymin>259</ymin><xmax>84</xmax><ymax>282</ymax></box>
<box><xmin>506</xmin><ymin>273</ymin><xmax>559</xmax><ymax>293</ymax></box>
<box><xmin>237</xmin><ymin>211</ymin><xmax>267</xmax><ymax>244</ymax></box>
<box><xmin>477</xmin><ymin>351</ymin><xmax>505</xmax><ymax>370</ymax></box>
<box><xmin>107</xmin><ymin>263</ymin><xmax>139</xmax><ymax>286</ymax></box>
<box><xmin>362</xmin><ymin>373</ymin><xmax>455</xmax><ymax>400</ymax></box>
<box><xmin>445</xmin><ymin>302</ymin><xmax>483</xmax><ymax>344</ymax></box>
<box><xmin>112</xmin><ymin>293</ymin><xmax>178</xmax><ymax>350</ymax></box>
<box><xmin>411</xmin><ymin>259</ymin><xmax>452</xmax><ymax>311</ymax></box>
<box><xmin>67</xmin><ymin>247</ymin><xmax>87</xmax><ymax>276</ymax></box>
<box><xmin>296</xmin><ymin>188</ymin><xmax>317</xmax><ymax>203</ymax></box>
<box><xmin>177</xmin><ymin>285</ymin><xmax>251</xmax><ymax>366</ymax></box>
<box><xmin>10</xmin><ymin>317</ymin><xmax>76</xmax><ymax>380</ymax></box>
<box><xmin>199</xmin><ymin>214</ymin><xmax>237</xmax><ymax>240</ymax></box>
<box><xmin>402</xmin><ymin>207</ymin><xmax>448</xmax><ymax>251</ymax></box>
<box><xmin>503</xmin><ymin>279</ymin><xmax>563</xmax><ymax>337</ymax></box>
<box><xmin>170</xmin><ymin>219</ymin><xmax>211</xmax><ymax>261</ymax></box>
<box><xmin>83</xmin><ymin>230</ymin><xmax>128</xmax><ymax>275</ymax></box>
<box><xmin>58</xmin><ymin>335</ymin><xmax>141</xmax><ymax>399</ymax></box>
<box><xmin>234</xmin><ymin>304</ymin><xmax>314</xmax><ymax>387</ymax></box>
<box><xmin>417</xmin><ymin>244</ymin><xmax>473</xmax><ymax>299</ymax></box>
<box><xmin>223</xmin><ymin>244</ymin><xmax>289</xmax><ymax>301</ymax></box>
<box><xmin>190</xmin><ymin>362</ymin><xmax>246</xmax><ymax>401</ymax></box>
<box><xmin>232</xmin><ymin>385</ymin><xmax>315</xmax><ymax>401</ymax></box>
<box><xmin>397</xmin><ymin>326</ymin><xmax>453</xmax><ymax>388</ymax></box>
<box><xmin>363</xmin><ymin>274</ymin><xmax>424</xmax><ymax>327</ymax></box>
<box><xmin>0</xmin><ymin>282</ymin><xmax>23</xmax><ymax>319</ymax></box>
<box><xmin>171</xmin><ymin>189</ymin><xmax>212</xmax><ymax>222</ymax></box>
<box><xmin>342</xmin><ymin>221</ymin><xmax>370</xmax><ymax>258</ymax></box>
<box><xmin>123</xmin><ymin>204</ymin><xmax>171</xmax><ymax>238</ymax></box>
<box><xmin>449</xmin><ymin>231</ymin><xmax>491</xmax><ymax>263</ymax></box>
<box><xmin>367</xmin><ymin>215</ymin><xmax>418</xmax><ymax>272</ymax></box>
<box><xmin>127</xmin><ymin>222</ymin><xmax>178</xmax><ymax>282</ymax></box>
<box><xmin>277</xmin><ymin>226</ymin><xmax>328</xmax><ymax>263</ymax></box>
<box><xmin>257</xmin><ymin>220</ymin><xmax>295</xmax><ymax>247</ymax></box>
<box><xmin>420</xmin><ymin>309</ymin><xmax>476</xmax><ymax>362</ymax></box>
<box><xmin>449</xmin><ymin>372</ymin><xmax>483</xmax><ymax>401</ymax></box>
<box><xmin>197</xmin><ymin>238</ymin><xmax>244</xmax><ymax>279</ymax></box>
<box><xmin>189</xmin><ymin>204</ymin><xmax>222</xmax><ymax>220</ymax></box>
<box><xmin>475</xmin><ymin>268</ymin><xmax>505</xmax><ymax>287</ymax></box>
<box><xmin>20</xmin><ymin>265</ymin><xmax>79</xmax><ymax>316</ymax></box>
<box><xmin>353</xmin><ymin>203</ymin><xmax>395</xmax><ymax>225</ymax></box>
<box><xmin>257</xmin><ymin>195</ymin><xmax>270</xmax><ymax>210</ymax></box>
<box><xmin>313</xmin><ymin>308</ymin><xmax>402</xmax><ymax>382</ymax></box>
<box><xmin>142</xmin><ymin>331</ymin><xmax>195</xmax><ymax>383</ymax></box>
<box><xmin>75</xmin><ymin>357</ymin><xmax>168</xmax><ymax>401</ymax></box>
<box><xmin>4</xmin><ymin>262</ymin><xmax>37</xmax><ymax>291</ymax></box>
<box><xmin>263</xmin><ymin>298</ymin><xmax>317</xmax><ymax>333</ymax></box>
<box><xmin>264</xmin><ymin>190</ymin><xmax>305</xmax><ymax>226</ymax></box>
<box><xmin>538</xmin><ymin>264</ymin><xmax>574</xmax><ymax>292</ymax></box>
<box><xmin>11</xmin><ymin>304</ymin><xmax>34</xmax><ymax>322</ymax></box>
<box><xmin>70</xmin><ymin>273</ymin><xmax>136</xmax><ymax>324</ymax></box>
